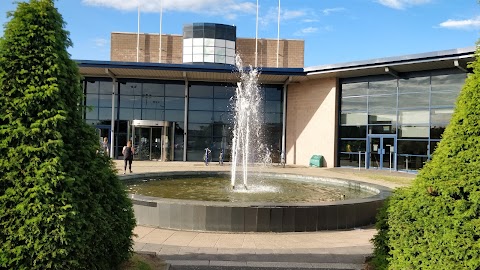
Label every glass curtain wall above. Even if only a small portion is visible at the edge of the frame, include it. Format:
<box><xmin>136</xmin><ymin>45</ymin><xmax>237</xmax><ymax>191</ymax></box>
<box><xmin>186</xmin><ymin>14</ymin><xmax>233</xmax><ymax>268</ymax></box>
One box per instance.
<box><xmin>339</xmin><ymin>69</ymin><xmax>467</xmax><ymax>171</ymax></box>
<box><xmin>187</xmin><ymin>84</ymin><xmax>284</xmax><ymax>162</ymax></box>
<box><xmin>84</xmin><ymin>78</ymin><xmax>284</xmax><ymax>162</ymax></box>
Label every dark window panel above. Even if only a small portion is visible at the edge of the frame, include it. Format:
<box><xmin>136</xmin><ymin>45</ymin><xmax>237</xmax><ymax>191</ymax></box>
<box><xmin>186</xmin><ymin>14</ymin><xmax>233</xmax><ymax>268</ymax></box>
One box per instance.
<box><xmin>214</xmin><ymin>99</ymin><xmax>231</xmax><ymax>112</ymax></box>
<box><xmin>213</xmin><ymin>111</ymin><xmax>233</xmax><ymax>123</ymax></box>
<box><xmin>339</xmin><ymin>125</ymin><xmax>367</xmax><ymax>139</ymax></box>
<box><xmin>165</xmin><ymin>84</ymin><xmax>185</xmax><ymax>97</ymax></box>
<box><xmin>119</xmin><ymin>95</ymin><xmax>142</xmax><ymax>108</ymax></box>
<box><xmin>339</xmin><ymin>139</ymin><xmax>366</xmax><ymax>152</ymax></box>
<box><xmin>165</xmin><ymin>110</ymin><xmax>184</xmax><ymax>122</ymax></box>
<box><xmin>189</xmin><ymin>98</ymin><xmax>213</xmax><ymax>111</ymax></box>
<box><xmin>99</xmin><ymin>108</ymin><xmax>113</xmax><ymax>120</ymax></box>
<box><xmin>265</xmin><ymin>87</ymin><xmax>282</xmax><ymax>101</ymax></box>
<box><xmin>120</xmin><ymin>82</ymin><xmax>141</xmax><ymax>96</ymax></box>
<box><xmin>368</xmin><ymin>125</ymin><xmax>396</xmax><ymax>134</ymax></box>
<box><xmin>143</xmin><ymin>83</ymin><xmax>165</xmax><ymax>97</ymax></box>
<box><xmin>397</xmin><ymin>140</ymin><xmax>428</xmax><ymax>155</ymax></box>
<box><xmin>397</xmin><ymin>155</ymin><xmax>428</xmax><ymax>171</ymax></box>
<box><xmin>142</xmin><ymin>97</ymin><xmax>164</xmax><ymax>109</ymax></box>
<box><xmin>142</xmin><ymin>109</ymin><xmax>164</xmax><ymax>121</ymax></box>
<box><xmin>430</xmin><ymin>125</ymin><xmax>446</xmax><ymax>140</ymax></box>
<box><xmin>214</xmin><ymin>85</ymin><xmax>235</xmax><ymax>99</ymax></box>
<box><xmin>190</xmin><ymin>85</ymin><xmax>214</xmax><ymax>98</ymax></box>
<box><xmin>188</xmin><ymin>111</ymin><xmax>213</xmax><ymax>123</ymax></box>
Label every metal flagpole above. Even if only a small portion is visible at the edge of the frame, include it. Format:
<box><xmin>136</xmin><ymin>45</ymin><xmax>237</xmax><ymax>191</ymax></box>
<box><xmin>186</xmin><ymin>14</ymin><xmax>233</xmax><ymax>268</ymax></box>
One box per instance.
<box><xmin>136</xmin><ymin>1</ymin><xmax>140</xmax><ymax>62</ymax></box>
<box><xmin>255</xmin><ymin>0</ymin><xmax>258</xmax><ymax>67</ymax></box>
<box><xmin>159</xmin><ymin>0</ymin><xmax>163</xmax><ymax>63</ymax></box>
<box><xmin>276</xmin><ymin>0</ymin><xmax>280</xmax><ymax>68</ymax></box>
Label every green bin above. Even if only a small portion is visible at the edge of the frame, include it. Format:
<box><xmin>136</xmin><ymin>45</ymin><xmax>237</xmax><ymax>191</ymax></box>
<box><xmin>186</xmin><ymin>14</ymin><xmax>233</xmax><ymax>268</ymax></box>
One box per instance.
<box><xmin>309</xmin><ymin>155</ymin><xmax>323</xmax><ymax>167</ymax></box>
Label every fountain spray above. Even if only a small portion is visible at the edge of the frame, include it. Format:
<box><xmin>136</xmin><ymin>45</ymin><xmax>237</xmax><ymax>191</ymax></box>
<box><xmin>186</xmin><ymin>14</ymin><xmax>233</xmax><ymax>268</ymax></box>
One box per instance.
<box><xmin>230</xmin><ymin>55</ymin><xmax>265</xmax><ymax>189</ymax></box>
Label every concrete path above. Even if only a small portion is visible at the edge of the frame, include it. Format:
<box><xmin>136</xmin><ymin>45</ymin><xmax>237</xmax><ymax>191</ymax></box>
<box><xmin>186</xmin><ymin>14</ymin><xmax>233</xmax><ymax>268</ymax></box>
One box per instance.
<box><xmin>115</xmin><ymin>160</ymin><xmax>415</xmax><ymax>269</ymax></box>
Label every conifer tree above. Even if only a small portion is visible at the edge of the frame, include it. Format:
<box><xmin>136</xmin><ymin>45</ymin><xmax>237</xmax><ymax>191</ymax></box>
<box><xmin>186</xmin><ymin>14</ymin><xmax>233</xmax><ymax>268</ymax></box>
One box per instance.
<box><xmin>372</xmin><ymin>46</ymin><xmax>480</xmax><ymax>269</ymax></box>
<box><xmin>0</xmin><ymin>1</ymin><xmax>135</xmax><ymax>269</ymax></box>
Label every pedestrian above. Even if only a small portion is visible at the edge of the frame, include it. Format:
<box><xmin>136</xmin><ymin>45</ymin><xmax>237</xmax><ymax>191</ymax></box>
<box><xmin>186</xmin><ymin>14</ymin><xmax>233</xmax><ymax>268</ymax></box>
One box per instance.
<box><xmin>203</xmin><ymin>147</ymin><xmax>211</xmax><ymax>166</ymax></box>
<box><xmin>219</xmin><ymin>149</ymin><xmax>224</xmax><ymax>166</ymax></box>
<box><xmin>122</xmin><ymin>140</ymin><xmax>135</xmax><ymax>174</ymax></box>
<box><xmin>101</xmin><ymin>137</ymin><xmax>109</xmax><ymax>156</ymax></box>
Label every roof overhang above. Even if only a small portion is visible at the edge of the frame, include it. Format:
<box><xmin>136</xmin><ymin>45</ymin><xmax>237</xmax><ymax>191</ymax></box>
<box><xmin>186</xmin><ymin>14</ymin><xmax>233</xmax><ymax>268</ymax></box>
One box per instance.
<box><xmin>77</xmin><ymin>60</ymin><xmax>306</xmax><ymax>85</ymax></box>
<box><xmin>304</xmin><ymin>46</ymin><xmax>476</xmax><ymax>80</ymax></box>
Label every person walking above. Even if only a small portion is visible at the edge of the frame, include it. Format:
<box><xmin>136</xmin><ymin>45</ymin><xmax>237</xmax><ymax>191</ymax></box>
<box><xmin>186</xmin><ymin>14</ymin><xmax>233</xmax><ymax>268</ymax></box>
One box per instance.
<box><xmin>219</xmin><ymin>149</ymin><xmax>224</xmax><ymax>166</ymax></box>
<box><xmin>122</xmin><ymin>140</ymin><xmax>135</xmax><ymax>174</ymax></box>
<box><xmin>203</xmin><ymin>147</ymin><xmax>211</xmax><ymax>166</ymax></box>
<box><xmin>101</xmin><ymin>137</ymin><xmax>109</xmax><ymax>156</ymax></box>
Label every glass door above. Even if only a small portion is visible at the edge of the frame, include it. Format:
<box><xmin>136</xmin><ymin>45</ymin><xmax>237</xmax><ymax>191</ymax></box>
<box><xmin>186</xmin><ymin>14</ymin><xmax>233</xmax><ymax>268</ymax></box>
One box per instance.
<box><xmin>133</xmin><ymin>127</ymin><xmax>152</xmax><ymax>160</ymax></box>
<box><xmin>367</xmin><ymin>135</ymin><xmax>397</xmax><ymax>170</ymax></box>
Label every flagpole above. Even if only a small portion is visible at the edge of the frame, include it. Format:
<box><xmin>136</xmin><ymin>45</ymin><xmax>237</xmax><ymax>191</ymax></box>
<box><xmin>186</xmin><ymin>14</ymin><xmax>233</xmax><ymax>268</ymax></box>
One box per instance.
<box><xmin>255</xmin><ymin>0</ymin><xmax>258</xmax><ymax>67</ymax></box>
<box><xmin>159</xmin><ymin>0</ymin><xmax>163</xmax><ymax>63</ymax></box>
<box><xmin>276</xmin><ymin>0</ymin><xmax>280</xmax><ymax>68</ymax></box>
<box><xmin>136</xmin><ymin>2</ymin><xmax>140</xmax><ymax>62</ymax></box>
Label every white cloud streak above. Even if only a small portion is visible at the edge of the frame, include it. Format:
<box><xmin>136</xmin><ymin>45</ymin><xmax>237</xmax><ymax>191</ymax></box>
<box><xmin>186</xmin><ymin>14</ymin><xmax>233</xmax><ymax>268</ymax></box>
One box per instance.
<box><xmin>82</xmin><ymin>0</ymin><xmax>256</xmax><ymax>19</ymax></box>
<box><xmin>377</xmin><ymin>0</ymin><xmax>431</xmax><ymax>9</ymax></box>
<box><xmin>322</xmin><ymin>7</ymin><xmax>345</xmax><ymax>16</ymax></box>
<box><xmin>93</xmin><ymin>38</ymin><xmax>109</xmax><ymax>48</ymax></box>
<box><xmin>439</xmin><ymin>17</ymin><xmax>480</xmax><ymax>30</ymax></box>
<box><xmin>294</xmin><ymin>27</ymin><xmax>321</xmax><ymax>36</ymax></box>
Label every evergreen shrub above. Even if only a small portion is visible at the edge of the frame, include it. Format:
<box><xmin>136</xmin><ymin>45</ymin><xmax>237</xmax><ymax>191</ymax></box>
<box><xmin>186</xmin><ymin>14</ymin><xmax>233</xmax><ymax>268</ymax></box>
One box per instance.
<box><xmin>0</xmin><ymin>1</ymin><xmax>136</xmax><ymax>269</ymax></box>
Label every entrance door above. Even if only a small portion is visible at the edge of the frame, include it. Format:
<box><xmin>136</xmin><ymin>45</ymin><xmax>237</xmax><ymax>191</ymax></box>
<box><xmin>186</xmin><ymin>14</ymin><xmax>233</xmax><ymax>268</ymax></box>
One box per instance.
<box><xmin>95</xmin><ymin>125</ymin><xmax>111</xmax><ymax>156</ymax></box>
<box><xmin>130</xmin><ymin>120</ymin><xmax>171</xmax><ymax>161</ymax></box>
<box><xmin>367</xmin><ymin>135</ymin><xmax>396</xmax><ymax>170</ymax></box>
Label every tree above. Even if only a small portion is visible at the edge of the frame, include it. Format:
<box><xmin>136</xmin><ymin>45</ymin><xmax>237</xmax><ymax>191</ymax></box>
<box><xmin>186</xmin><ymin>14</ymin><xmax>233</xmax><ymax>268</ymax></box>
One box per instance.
<box><xmin>0</xmin><ymin>1</ymin><xmax>135</xmax><ymax>269</ymax></box>
<box><xmin>372</xmin><ymin>47</ymin><xmax>480</xmax><ymax>268</ymax></box>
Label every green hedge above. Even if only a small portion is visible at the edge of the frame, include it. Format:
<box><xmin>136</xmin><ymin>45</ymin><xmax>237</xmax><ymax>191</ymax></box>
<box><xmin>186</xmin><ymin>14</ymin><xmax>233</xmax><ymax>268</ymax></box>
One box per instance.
<box><xmin>0</xmin><ymin>1</ymin><xmax>135</xmax><ymax>269</ymax></box>
<box><xmin>372</xmin><ymin>46</ymin><xmax>480</xmax><ymax>269</ymax></box>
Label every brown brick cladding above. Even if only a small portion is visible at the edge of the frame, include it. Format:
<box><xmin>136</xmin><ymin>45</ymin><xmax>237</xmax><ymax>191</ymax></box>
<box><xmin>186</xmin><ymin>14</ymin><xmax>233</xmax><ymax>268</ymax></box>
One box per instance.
<box><xmin>111</xmin><ymin>32</ymin><xmax>304</xmax><ymax>68</ymax></box>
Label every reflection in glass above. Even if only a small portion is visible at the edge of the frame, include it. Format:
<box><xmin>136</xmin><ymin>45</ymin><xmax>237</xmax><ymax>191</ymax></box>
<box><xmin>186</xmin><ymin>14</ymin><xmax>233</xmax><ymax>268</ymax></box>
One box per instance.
<box><xmin>397</xmin><ymin>155</ymin><xmax>428</xmax><ymax>171</ymax></box>
<box><xmin>189</xmin><ymin>98</ymin><xmax>213</xmax><ymax>111</ymax></box>
<box><xmin>165</xmin><ymin>110</ymin><xmax>184</xmax><ymax>122</ymax></box>
<box><xmin>368</xmin><ymin>111</ymin><xmax>396</xmax><ymax>125</ymax></box>
<box><xmin>99</xmin><ymin>81</ymin><xmax>112</xmax><ymax>94</ymax></box>
<box><xmin>368</xmin><ymin>95</ymin><xmax>396</xmax><ymax>112</ymax></box>
<box><xmin>341</xmin><ymin>112</ymin><xmax>367</xmax><ymax>125</ymax></box>
<box><xmin>86</xmin><ymin>81</ymin><xmax>99</xmax><ymax>94</ymax></box>
<box><xmin>368</xmin><ymin>80</ymin><xmax>397</xmax><ymax>95</ymax></box>
<box><xmin>143</xmin><ymin>83</ymin><xmax>164</xmax><ymax>96</ymax></box>
<box><xmin>265</xmin><ymin>101</ymin><xmax>281</xmax><ymax>113</ymax></box>
<box><xmin>431</xmin><ymin>73</ymin><xmax>466</xmax><ymax>92</ymax></box>
<box><xmin>85</xmin><ymin>107</ymin><xmax>98</xmax><ymax>120</ymax></box>
<box><xmin>341</xmin><ymin>96</ymin><xmax>367</xmax><ymax>111</ymax></box>
<box><xmin>165</xmin><ymin>97</ymin><xmax>184</xmax><ymax>110</ymax></box>
<box><xmin>342</xmin><ymin>82</ymin><xmax>368</xmax><ymax>97</ymax></box>
<box><xmin>431</xmin><ymin>91</ymin><xmax>460</xmax><ymax>107</ymax></box>
<box><xmin>188</xmin><ymin>111</ymin><xmax>213</xmax><ymax>123</ymax></box>
<box><xmin>431</xmin><ymin>108</ymin><xmax>453</xmax><ymax>124</ymax></box>
<box><xmin>121</xmin><ymin>82</ymin><xmax>141</xmax><ymax>96</ymax></box>
<box><xmin>398</xmin><ymin>110</ymin><xmax>429</xmax><ymax>125</ymax></box>
<box><xmin>398</xmin><ymin>125</ymin><xmax>429</xmax><ymax>138</ymax></box>
<box><xmin>398</xmin><ymin>76</ymin><xmax>429</xmax><ymax>93</ymax></box>
<box><xmin>398</xmin><ymin>92</ymin><xmax>429</xmax><ymax>108</ymax></box>
<box><xmin>265</xmin><ymin>87</ymin><xmax>282</xmax><ymax>100</ymax></box>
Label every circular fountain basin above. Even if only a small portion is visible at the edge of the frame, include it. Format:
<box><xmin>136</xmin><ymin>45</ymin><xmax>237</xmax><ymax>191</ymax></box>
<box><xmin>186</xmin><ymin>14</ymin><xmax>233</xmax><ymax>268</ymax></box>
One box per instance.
<box><xmin>124</xmin><ymin>171</ymin><xmax>391</xmax><ymax>232</ymax></box>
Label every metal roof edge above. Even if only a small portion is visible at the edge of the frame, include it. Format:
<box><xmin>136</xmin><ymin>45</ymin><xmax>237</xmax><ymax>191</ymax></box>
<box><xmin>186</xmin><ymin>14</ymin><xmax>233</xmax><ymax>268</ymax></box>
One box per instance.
<box><xmin>305</xmin><ymin>46</ymin><xmax>476</xmax><ymax>74</ymax></box>
<box><xmin>75</xmin><ymin>60</ymin><xmax>305</xmax><ymax>76</ymax></box>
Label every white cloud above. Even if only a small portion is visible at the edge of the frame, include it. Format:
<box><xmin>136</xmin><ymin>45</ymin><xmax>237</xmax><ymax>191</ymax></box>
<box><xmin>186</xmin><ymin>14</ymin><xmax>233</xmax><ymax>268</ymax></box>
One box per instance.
<box><xmin>259</xmin><ymin>7</ymin><xmax>313</xmax><ymax>26</ymax></box>
<box><xmin>94</xmin><ymin>38</ymin><xmax>109</xmax><ymax>48</ymax></box>
<box><xmin>294</xmin><ymin>27</ymin><xmax>319</xmax><ymax>36</ymax></box>
<box><xmin>82</xmin><ymin>0</ymin><xmax>256</xmax><ymax>19</ymax></box>
<box><xmin>377</xmin><ymin>0</ymin><xmax>431</xmax><ymax>9</ymax></box>
<box><xmin>283</xmin><ymin>10</ymin><xmax>307</xmax><ymax>20</ymax></box>
<box><xmin>322</xmin><ymin>7</ymin><xmax>345</xmax><ymax>16</ymax></box>
<box><xmin>439</xmin><ymin>17</ymin><xmax>480</xmax><ymax>30</ymax></box>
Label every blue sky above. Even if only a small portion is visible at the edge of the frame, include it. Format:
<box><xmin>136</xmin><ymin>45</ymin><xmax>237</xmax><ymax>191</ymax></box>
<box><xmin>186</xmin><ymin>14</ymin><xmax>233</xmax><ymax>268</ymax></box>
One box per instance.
<box><xmin>0</xmin><ymin>0</ymin><xmax>479</xmax><ymax>67</ymax></box>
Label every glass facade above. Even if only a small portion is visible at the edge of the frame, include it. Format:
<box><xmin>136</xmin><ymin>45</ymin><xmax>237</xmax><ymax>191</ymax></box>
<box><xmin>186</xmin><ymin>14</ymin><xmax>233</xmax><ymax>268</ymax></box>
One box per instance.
<box><xmin>83</xmin><ymin>78</ymin><xmax>283</xmax><ymax>162</ymax></box>
<box><xmin>339</xmin><ymin>69</ymin><xmax>467</xmax><ymax>171</ymax></box>
<box><xmin>183</xmin><ymin>23</ymin><xmax>236</xmax><ymax>65</ymax></box>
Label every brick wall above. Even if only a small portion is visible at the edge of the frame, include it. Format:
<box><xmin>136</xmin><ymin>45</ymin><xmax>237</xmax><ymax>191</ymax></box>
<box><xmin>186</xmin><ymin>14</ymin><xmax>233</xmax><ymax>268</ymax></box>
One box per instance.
<box><xmin>111</xmin><ymin>32</ymin><xmax>304</xmax><ymax>68</ymax></box>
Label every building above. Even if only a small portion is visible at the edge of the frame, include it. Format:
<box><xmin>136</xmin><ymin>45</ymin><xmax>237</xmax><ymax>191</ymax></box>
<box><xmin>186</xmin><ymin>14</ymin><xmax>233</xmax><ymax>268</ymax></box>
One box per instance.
<box><xmin>78</xmin><ymin>22</ymin><xmax>474</xmax><ymax>172</ymax></box>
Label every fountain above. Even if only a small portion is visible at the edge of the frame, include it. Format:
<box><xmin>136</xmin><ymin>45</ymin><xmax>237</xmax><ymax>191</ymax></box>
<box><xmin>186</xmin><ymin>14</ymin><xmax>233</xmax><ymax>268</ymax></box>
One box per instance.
<box><xmin>123</xmin><ymin>56</ymin><xmax>391</xmax><ymax>232</ymax></box>
<box><xmin>230</xmin><ymin>55</ymin><xmax>265</xmax><ymax>189</ymax></box>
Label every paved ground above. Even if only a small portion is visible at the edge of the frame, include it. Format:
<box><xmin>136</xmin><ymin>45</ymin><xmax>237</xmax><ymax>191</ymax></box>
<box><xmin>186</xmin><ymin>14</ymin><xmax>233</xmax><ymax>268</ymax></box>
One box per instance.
<box><xmin>114</xmin><ymin>160</ymin><xmax>415</xmax><ymax>269</ymax></box>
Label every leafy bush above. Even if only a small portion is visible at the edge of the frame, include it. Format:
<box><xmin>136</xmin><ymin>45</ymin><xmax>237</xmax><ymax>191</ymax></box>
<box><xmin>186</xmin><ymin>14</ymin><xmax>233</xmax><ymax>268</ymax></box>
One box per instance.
<box><xmin>0</xmin><ymin>1</ymin><xmax>135</xmax><ymax>269</ymax></box>
<box><xmin>372</xmin><ymin>47</ymin><xmax>480</xmax><ymax>269</ymax></box>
